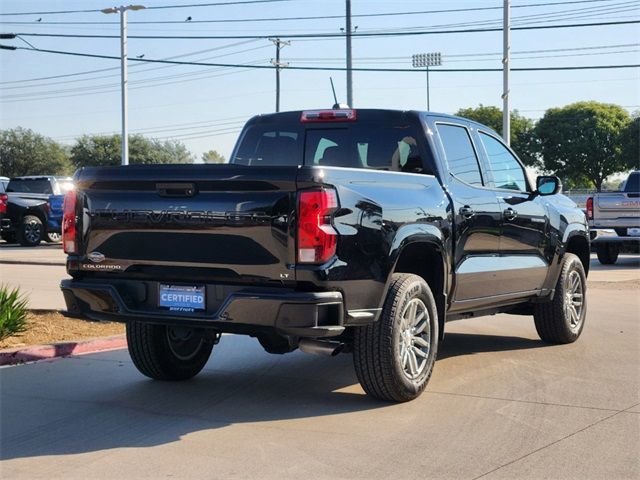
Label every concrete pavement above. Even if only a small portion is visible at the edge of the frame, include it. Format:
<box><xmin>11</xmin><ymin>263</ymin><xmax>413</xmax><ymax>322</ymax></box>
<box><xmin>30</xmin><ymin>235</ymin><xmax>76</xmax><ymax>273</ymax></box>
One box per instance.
<box><xmin>0</xmin><ymin>243</ymin><xmax>65</xmax><ymax>265</ymax></box>
<box><xmin>1</xmin><ymin>273</ymin><xmax>638</xmax><ymax>479</ymax></box>
<box><xmin>0</xmin><ymin>263</ymin><xmax>69</xmax><ymax>310</ymax></box>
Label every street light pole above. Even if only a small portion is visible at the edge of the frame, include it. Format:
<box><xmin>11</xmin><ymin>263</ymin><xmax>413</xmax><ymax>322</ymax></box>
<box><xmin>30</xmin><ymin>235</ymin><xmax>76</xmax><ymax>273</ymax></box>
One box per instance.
<box><xmin>345</xmin><ymin>0</ymin><xmax>353</xmax><ymax>107</ymax></box>
<box><xmin>412</xmin><ymin>52</ymin><xmax>442</xmax><ymax>111</ymax></box>
<box><xmin>101</xmin><ymin>5</ymin><xmax>145</xmax><ymax>166</ymax></box>
<box><xmin>120</xmin><ymin>7</ymin><xmax>128</xmax><ymax>166</ymax></box>
<box><xmin>502</xmin><ymin>0</ymin><xmax>511</xmax><ymax>146</ymax></box>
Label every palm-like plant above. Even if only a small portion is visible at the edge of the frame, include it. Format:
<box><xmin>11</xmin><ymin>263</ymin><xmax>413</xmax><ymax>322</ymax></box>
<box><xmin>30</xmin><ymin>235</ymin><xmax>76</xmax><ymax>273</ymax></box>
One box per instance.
<box><xmin>0</xmin><ymin>285</ymin><xmax>29</xmax><ymax>341</ymax></box>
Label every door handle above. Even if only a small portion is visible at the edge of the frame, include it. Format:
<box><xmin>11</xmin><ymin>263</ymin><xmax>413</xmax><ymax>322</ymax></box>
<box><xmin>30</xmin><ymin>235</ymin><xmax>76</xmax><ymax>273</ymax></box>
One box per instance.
<box><xmin>459</xmin><ymin>206</ymin><xmax>475</xmax><ymax>218</ymax></box>
<box><xmin>504</xmin><ymin>208</ymin><xmax>518</xmax><ymax>221</ymax></box>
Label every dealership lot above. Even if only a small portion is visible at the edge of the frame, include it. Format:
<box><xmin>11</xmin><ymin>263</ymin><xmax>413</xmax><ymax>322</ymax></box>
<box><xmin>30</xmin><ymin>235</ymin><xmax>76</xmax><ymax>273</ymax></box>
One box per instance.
<box><xmin>1</xmin><ymin>254</ymin><xmax>638</xmax><ymax>479</ymax></box>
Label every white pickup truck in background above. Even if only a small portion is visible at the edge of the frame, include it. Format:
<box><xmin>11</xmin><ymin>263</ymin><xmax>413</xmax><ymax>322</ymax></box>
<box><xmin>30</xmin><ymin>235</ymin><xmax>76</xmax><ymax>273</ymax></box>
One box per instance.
<box><xmin>588</xmin><ymin>171</ymin><xmax>640</xmax><ymax>264</ymax></box>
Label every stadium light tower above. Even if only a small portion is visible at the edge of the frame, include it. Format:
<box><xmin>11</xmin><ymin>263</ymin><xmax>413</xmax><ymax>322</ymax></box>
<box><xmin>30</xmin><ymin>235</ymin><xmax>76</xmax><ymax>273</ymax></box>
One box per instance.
<box><xmin>412</xmin><ymin>52</ymin><xmax>442</xmax><ymax>111</ymax></box>
<box><xmin>101</xmin><ymin>5</ymin><xmax>146</xmax><ymax>166</ymax></box>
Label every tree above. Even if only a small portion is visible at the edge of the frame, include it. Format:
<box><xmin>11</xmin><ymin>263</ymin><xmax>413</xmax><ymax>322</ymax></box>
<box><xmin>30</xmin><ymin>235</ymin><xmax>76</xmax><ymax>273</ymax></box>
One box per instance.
<box><xmin>0</xmin><ymin>127</ymin><xmax>72</xmax><ymax>177</ymax></box>
<box><xmin>70</xmin><ymin>134</ymin><xmax>194</xmax><ymax>169</ymax></box>
<box><xmin>202</xmin><ymin>150</ymin><xmax>226</xmax><ymax>164</ymax></box>
<box><xmin>535</xmin><ymin>102</ymin><xmax>633</xmax><ymax>191</ymax></box>
<box><xmin>455</xmin><ymin>105</ymin><xmax>537</xmax><ymax>167</ymax></box>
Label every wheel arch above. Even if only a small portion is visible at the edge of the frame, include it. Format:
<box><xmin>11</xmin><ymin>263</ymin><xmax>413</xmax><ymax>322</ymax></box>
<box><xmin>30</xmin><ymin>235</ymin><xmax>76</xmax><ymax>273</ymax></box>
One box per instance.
<box><xmin>390</xmin><ymin>232</ymin><xmax>448</xmax><ymax>340</ymax></box>
<box><xmin>564</xmin><ymin>232</ymin><xmax>590</xmax><ymax>276</ymax></box>
<box><xmin>22</xmin><ymin>208</ymin><xmax>47</xmax><ymax>227</ymax></box>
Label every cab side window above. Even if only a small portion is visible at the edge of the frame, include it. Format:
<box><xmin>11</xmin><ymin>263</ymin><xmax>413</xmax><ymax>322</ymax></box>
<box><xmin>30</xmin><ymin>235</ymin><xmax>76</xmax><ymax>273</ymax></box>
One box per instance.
<box><xmin>479</xmin><ymin>132</ymin><xmax>528</xmax><ymax>192</ymax></box>
<box><xmin>436</xmin><ymin>124</ymin><xmax>483</xmax><ymax>186</ymax></box>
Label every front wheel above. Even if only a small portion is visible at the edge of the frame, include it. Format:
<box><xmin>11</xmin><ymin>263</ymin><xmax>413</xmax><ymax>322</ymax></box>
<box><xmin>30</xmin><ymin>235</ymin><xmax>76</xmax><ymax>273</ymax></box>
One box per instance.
<box><xmin>127</xmin><ymin>322</ymin><xmax>214</xmax><ymax>380</ymax></box>
<box><xmin>46</xmin><ymin>232</ymin><xmax>61</xmax><ymax>243</ymax></box>
<box><xmin>353</xmin><ymin>273</ymin><xmax>439</xmax><ymax>402</ymax></box>
<box><xmin>534</xmin><ymin>253</ymin><xmax>587</xmax><ymax>344</ymax></box>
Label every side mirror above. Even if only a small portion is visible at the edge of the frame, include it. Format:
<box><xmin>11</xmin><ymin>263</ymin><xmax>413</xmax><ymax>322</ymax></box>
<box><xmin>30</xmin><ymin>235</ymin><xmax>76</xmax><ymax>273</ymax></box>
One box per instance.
<box><xmin>536</xmin><ymin>175</ymin><xmax>562</xmax><ymax>196</ymax></box>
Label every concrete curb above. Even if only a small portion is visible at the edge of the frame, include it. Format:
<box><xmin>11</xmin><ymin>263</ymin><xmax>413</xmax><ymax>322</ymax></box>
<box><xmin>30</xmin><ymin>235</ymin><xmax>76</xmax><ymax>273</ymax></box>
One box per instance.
<box><xmin>0</xmin><ymin>335</ymin><xmax>127</xmax><ymax>366</ymax></box>
<box><xmin>0</xmin><ymin>259</ymin><xmax>65</xmax><ymax>266</ymax></box>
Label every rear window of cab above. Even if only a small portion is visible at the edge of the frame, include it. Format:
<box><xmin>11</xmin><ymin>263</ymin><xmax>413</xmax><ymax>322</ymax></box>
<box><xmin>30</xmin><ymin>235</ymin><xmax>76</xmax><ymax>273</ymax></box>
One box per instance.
<box><xmin>232</xmin><ymin>122</ymin><xmax>431</xmax><ymax>174</ymax></box>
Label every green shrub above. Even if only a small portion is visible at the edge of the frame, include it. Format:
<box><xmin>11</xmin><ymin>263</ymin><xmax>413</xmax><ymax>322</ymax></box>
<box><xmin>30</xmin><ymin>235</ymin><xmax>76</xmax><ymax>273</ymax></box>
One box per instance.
<box><xmin>0</xmin><ymin>285</ymin><xmax>29</xmax><ymax>341</ymax></box>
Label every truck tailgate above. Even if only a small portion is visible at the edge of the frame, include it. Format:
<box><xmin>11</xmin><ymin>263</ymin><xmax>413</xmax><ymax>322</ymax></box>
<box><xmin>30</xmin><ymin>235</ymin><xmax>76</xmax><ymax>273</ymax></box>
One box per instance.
<box><xmin>74</xmin><ymin>165</ymin><xmax>299</xmax><ymax>284</ymax></box>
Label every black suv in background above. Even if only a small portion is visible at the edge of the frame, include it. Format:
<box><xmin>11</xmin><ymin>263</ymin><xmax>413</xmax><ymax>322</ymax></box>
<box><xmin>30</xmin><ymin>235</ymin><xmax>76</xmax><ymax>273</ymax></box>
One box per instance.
<box><xmin>1</xmin><ymin>176</ymin><xmax>72</xmax><ymax>246</ymax></box>
<box><xmin>60</xmin><ymin>109</ymin><xmax>589</xmax><ymax>402</ymax></box>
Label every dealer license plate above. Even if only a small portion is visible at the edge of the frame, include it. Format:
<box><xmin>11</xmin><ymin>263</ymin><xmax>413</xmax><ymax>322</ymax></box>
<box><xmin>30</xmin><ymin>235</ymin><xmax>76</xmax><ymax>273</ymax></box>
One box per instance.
<box><xmin>159</xmin><ymin>284</ymin><xmax>205</xmax><ymax>312</ymax></box>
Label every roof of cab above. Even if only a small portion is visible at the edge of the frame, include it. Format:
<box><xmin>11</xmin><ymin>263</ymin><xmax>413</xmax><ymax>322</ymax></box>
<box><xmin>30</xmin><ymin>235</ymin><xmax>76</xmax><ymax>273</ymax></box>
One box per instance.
<box><xmin>246</xmin><ymin>108</ymin><xmax>498</xmax><ymax>134</ymax></box>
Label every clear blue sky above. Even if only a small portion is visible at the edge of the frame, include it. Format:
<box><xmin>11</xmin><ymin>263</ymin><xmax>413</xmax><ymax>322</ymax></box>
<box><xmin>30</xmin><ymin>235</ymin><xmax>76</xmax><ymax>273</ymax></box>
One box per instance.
<box><xmin>1</xmin><ymin>0</ymin><xmax>639</xmax><ymax>161</ymax></box>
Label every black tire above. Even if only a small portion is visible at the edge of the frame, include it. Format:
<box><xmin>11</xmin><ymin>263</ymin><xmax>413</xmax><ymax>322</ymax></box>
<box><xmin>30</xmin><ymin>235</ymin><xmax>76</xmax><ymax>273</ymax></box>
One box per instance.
<box><xmin>534</xmin><ymin>253</ymin><xmax>587</xmax><ymax>344</ymax></box>
<box><xmin>596</xmin><ymin>244</ymin><xmax>619</xmax><ymax>265</ymax></box>
<box><xmin>126</xmin><ymin>321</ymin><xmax>214</xmax><ymax>380</ymax></box>
<box><xmin>353</xmin><ymin>273</ymin><xmax>439</xmax><ymax>402</ymax></box>
<box><xmin>18</xmin><ymin>215</ymin><xmax>43</xmax><ymax>247</ymax></box>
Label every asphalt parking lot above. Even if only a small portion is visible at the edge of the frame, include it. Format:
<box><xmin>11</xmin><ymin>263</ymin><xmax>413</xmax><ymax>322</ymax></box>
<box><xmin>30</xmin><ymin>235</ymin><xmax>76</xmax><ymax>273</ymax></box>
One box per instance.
<box><xmin>1</xmin><ymin>250</ymin><xmax>638</xmax><ymax>479</ymax></box>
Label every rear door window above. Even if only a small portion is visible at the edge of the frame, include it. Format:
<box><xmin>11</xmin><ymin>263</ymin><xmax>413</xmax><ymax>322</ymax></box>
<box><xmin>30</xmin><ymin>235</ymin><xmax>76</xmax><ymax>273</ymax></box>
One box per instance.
<box><xmin>436</xmin><ymin>124</ymin><xmax>483</xmax><ymax>186</ymax></box>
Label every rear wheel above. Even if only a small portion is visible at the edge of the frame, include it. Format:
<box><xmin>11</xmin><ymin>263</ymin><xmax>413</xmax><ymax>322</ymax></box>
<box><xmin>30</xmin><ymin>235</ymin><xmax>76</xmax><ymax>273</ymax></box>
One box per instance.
<box><xmin>534</xmin><ymin>253</ymin><xmax>587</xmax><ymax>344</ymax></box>
<box><xmin>46</xmin><ymin>232</ymin><xmax>61</xmax><ymax>243</ymax></box>
<box><xmin>18</xmin><ymin>215</ymin><xmax>43</xmax><ymax>247</ymax></box>
<box><xmin>353</xmin><ymin>273</ymin><xmax>438</xmax><ymax>402</ymax></box>
<box><xmin>596</xmin><ymin>243</ymin><xmax>619</xmax><ymax>265</ymax></box>
<box><xmin>127</xmin><ymin>321</ymin><xmax>214</xmax><ymax>380</ymax></box>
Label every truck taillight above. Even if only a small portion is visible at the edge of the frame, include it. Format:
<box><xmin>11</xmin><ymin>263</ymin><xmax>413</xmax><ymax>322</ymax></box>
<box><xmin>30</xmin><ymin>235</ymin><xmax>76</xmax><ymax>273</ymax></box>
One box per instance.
<box><xmin>62</xmin><ymin>190</ymin><xmax>77</xmax><ymax>254</ymax></box>
<box><xmin>586</xmin><ymin>197</ymin><xmax>594</xmax><ymax>221</ymax></box>
<box><xmin>297</xmin><ymin>189</ymin><xmax>339</xmax><ymax>264</ymax></box>
<box><xmin>0</xmin><ymin>194</ymin><xmax>7</xmax><ymax>214</ymax></box>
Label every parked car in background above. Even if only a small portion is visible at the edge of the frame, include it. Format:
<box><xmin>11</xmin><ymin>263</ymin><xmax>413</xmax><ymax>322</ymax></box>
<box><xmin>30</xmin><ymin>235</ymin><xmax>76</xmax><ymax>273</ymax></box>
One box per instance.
<box><xmin>1</xmin><ymin>175</ymin><xmax>73</xmax><ymax>246</ymax></box>
<box><xmin>61</xmin><ymin>109</ymin><xmax>590</xmax><ymax>402</ymax></box>
<box><xmin>588</xmin><ymin>171</ymin><xmax>640</xmax><ymax>264</ymax></box>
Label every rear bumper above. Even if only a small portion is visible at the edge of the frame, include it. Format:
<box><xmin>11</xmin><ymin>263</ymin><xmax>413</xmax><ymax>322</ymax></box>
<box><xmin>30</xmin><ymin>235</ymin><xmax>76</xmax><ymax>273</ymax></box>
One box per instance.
<box><xmin>590</xmin><ymin>229</ymin><xmax>640</xmax><ymax>245</ymax></box>
<box><xmin>60</xmin><ymin>279</ymin><xmax>345</xmax><ymax>338</ymax></box>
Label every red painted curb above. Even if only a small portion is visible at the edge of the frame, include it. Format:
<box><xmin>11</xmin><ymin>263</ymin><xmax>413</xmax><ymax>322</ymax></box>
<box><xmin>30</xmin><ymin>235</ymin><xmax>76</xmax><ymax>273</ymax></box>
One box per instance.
<box><xmin>0</xmin><ymin>335</ymin><xmax>127</xmax><ymax>366</ymax></box>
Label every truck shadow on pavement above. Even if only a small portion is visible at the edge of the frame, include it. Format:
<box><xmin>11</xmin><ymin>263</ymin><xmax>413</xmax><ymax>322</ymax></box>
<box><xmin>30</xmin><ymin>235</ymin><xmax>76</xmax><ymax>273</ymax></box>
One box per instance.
<box><xmin>1</xmin><ymin>331</ymin><xmax>547</xmax><ymax>461</ymax></box>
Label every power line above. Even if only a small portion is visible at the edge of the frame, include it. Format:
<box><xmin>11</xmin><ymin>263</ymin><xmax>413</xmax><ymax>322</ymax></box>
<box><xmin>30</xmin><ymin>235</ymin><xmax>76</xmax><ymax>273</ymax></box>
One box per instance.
<box><xmin>4</xmin><ymin>44</ymin><xmax>639</xmax><ymax>73</ymax></box>
<box><xmin>11</xmin><ymin>19</ymin><xmax>640</xmax><ymax>40</ymax></box>
<box><xmin>0</xmin><ymin>0</ymin><xmax>629</xmax><ymax>24</ymax></box>
<box><xmin>1</xmin><ymin>44</ymin><xmax>271</xmax><ymax>90</ymax></box>
<box><xmin>0</xmin><ymin>0</ymin><xmax>296</xmax><ymax>16</ymax></box>
<box><xmin>0</xmin><ymin>39</ymin><xmax>262</xmax><ymax>85</ymax></box>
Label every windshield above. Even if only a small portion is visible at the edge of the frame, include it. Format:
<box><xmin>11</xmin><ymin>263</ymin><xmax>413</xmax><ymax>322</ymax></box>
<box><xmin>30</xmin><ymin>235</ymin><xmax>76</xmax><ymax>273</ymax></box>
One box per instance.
<box><xmin>231</xmin><ymin>122</ymin><xmax>431</xmax><ymax>173</ymax></box>
<box><xmin>7</xmin><ymin>178</ymin><xmax>53</xmax><ymax>194</ymax></box>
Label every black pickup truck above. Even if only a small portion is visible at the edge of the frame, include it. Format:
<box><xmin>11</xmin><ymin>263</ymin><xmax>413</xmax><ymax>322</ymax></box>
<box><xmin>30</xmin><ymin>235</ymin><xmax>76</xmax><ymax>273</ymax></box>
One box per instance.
<box><xmin>60</xmin><ymin>109</ymin><xmax>590</xmax><ymax>402</ymax></box>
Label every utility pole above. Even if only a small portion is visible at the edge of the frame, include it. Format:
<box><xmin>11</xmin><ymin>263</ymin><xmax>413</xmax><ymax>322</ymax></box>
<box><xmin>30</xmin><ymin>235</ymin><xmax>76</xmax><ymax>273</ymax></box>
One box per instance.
<box><xmin>270</xmin><ymin>38</ymin><xmax>290</xmax><ymax>113</ymax></box>
<box><xmin>502</xmin><ymin>0</ymin><xmax>511</xmax><ymax>146</ymax></box>
<box><xmin>345</xmin><ymin>0</ymin><xmax>353</xmax><ymax>107</ymax></box>
<box><xmin>412</xmin><ymin>52</ymin><xmax>442</xmax><ymax>111</ymax></box>
<box><xmin>101</xmin><ymin>5</ymin><xmax>145</xmax><ymax>166</ymax></box>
